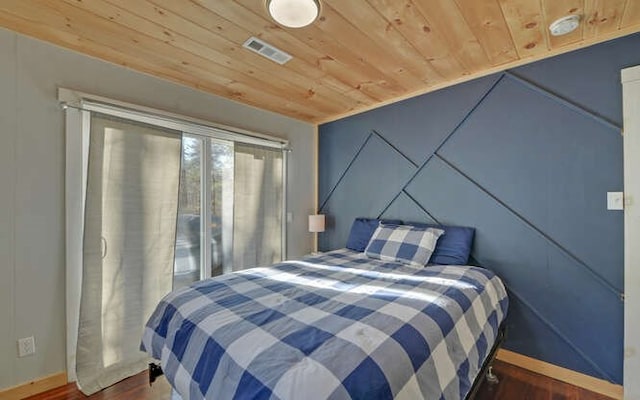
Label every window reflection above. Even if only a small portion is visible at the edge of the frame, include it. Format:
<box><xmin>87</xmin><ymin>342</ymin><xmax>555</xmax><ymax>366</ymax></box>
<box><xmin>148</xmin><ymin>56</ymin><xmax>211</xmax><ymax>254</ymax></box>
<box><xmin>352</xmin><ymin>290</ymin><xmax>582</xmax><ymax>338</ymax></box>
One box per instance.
<box><xmin>174</xmin><ymin>137</ymin><xmax>234</xmax><ymax>288</ymax></box>
<box><xmin>174</xmin><ymin>137</ymin><xmax>202</xmax><ymax>289</ymax></box>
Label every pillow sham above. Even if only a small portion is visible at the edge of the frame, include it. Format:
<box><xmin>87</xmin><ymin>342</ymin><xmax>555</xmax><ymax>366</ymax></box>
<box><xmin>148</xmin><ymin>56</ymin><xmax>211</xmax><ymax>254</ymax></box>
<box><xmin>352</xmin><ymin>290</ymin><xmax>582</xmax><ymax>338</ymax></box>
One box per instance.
<box><xmin>410</xmin><ymin>223</ymin><xmax>475</xmax><ymax>265</ymax></box>
<box><xmin>364</xmin><ymin>224</ymin><xmax>444</xmax><ymax>267</ymax></box>
<box><xmin>345</xmin><ymin>217</ymin><xmax>402</xmax><ymax>252</ymax></box>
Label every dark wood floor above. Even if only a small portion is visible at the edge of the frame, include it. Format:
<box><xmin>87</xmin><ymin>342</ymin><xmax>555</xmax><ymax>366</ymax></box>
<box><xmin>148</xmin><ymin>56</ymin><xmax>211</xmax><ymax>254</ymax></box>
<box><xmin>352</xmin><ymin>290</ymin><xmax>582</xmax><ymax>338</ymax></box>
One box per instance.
<box><xmin>26</xmin><ymin>360</ymin><xmax>613</xmax><ymax>400</ymax></box>
<box><xmin>474</xmin><ymin>361</ymin><xmax>614</xmax><ymax>400</ymax></box>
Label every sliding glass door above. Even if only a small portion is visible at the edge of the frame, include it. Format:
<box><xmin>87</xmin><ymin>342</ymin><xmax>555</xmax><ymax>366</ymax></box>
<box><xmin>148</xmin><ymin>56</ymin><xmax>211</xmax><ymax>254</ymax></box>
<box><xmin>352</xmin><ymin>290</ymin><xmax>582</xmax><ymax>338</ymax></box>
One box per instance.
<box><xmin>64</xmin><ymin>92</ymin><xmax>289</xmax><ymax>394</ymax></box>
<box><xmin>174</xmin><ymin>136</ymin><xmax>233</xmax><ymax>288</ymax></box>
<box><xmin>174</xmin><ymin>136</ymin><xmax>283</xmax><ymax>289</ymax></box>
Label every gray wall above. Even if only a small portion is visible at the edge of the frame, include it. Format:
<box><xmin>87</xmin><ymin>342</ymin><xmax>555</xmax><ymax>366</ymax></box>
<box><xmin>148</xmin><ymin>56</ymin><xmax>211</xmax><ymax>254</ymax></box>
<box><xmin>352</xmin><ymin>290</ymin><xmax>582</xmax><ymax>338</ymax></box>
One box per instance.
<box><xmin>0</xmin><ymin>27</ymin><xmax>316</xmax><ymax>390</ymax></box>
<box><xmin>319</xmin><ymin>33</ymin><xmax>640</xmax><ymax>384</ymax></box>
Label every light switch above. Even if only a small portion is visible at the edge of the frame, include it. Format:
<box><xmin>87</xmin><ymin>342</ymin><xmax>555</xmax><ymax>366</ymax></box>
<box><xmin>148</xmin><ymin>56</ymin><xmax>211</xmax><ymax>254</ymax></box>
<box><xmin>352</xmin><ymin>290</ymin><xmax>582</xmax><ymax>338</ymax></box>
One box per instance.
<box><xmin>607</xmin><ymin>192</ymin><xmax>624</xmax><ymax>210</ymax></box>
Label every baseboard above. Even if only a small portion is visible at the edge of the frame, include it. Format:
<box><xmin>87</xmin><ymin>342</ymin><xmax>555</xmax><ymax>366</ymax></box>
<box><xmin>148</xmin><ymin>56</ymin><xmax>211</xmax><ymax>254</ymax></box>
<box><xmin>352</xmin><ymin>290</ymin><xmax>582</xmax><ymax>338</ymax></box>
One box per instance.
<box><xmin>496</xmin><ymin>349</ymin><xmax>623</xmax><ymax>399</ymax></box>
<box><xmin>0</xmin><ymin>371</ymin><xmax>67</xmax><ymax>400</ymax></box>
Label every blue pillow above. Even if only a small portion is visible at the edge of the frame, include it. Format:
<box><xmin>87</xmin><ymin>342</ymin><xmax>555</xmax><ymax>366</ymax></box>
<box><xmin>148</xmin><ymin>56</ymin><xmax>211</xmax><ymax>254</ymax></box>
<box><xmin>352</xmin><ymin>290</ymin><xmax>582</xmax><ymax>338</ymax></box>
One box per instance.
<box><xmin>364</xmin><ymin>224</ymin><xmax>444</xmax><ymax>267</ymax></box>
<box><xmin>345</xmin><ymin>218</ymin><xmax>402</xmax><ymax>252</ymax></box>
<box><xmin>410</xmin><ymin>223</ymin><xmax>475</xmax><ymax>265</ymax></box>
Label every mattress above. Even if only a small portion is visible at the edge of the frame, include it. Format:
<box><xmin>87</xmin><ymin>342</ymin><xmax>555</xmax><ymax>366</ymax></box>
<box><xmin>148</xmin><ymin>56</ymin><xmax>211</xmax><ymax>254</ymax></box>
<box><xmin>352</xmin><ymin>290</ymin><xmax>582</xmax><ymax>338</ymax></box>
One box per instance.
<box><xmin>141</xmin><ymin>249</ymin><xmax>508</xmax><ymax>400</ymax></box>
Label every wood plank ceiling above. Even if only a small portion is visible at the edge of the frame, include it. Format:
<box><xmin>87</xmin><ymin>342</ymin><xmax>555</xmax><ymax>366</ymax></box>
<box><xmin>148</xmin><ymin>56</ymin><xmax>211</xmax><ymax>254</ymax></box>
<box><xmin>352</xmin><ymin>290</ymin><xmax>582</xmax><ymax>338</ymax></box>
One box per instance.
<box><xmin>1</xmin><ymin>0</ymin><xmax>639</xmax><ymax>123</ymax></box>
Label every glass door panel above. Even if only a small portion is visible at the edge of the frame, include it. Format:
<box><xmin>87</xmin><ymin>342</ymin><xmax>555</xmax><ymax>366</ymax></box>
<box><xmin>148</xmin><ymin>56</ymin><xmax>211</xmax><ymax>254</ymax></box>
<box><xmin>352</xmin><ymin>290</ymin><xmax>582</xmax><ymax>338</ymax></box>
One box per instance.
<box><xmin>173</xmin><ymin>135</ymin><xmax>284</xmax><ymax>286</ymax></box>
<box><xmin>174</xmin><ymin>136</ymin><xmax>202</xmax><ymax>289</ymax></box>
<box><xmin>210</xmin><ymin>140</ymin><xmax>234</xmax><ymax>276</ymax></box>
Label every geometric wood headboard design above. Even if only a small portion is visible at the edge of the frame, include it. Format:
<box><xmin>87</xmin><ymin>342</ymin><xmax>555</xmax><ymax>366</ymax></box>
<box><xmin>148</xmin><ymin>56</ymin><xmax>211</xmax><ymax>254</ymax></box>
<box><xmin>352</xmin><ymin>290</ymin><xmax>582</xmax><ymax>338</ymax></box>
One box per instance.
<box><xmin>318</xmin><ymin>33</ymin><xmax>640</xmax><ymax>384</ymax></box>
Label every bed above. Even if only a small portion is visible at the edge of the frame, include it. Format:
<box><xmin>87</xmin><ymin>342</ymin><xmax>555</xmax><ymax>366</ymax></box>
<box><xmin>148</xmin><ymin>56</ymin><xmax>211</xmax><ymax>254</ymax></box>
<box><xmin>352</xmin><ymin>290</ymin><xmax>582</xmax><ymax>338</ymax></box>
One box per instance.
<box><xmin>141</xmin><ymin>247</ymin><xmax>508</xmax><ymax>400</ymax></box>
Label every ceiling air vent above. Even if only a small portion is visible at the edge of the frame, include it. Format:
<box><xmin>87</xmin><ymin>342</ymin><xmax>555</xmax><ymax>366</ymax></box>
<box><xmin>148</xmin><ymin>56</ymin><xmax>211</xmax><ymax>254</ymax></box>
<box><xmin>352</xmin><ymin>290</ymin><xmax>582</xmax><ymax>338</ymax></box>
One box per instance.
<box><xmin>242</xmin><ymin>37</ymin><xmax>292</xmax><ymax>65</ymax></box>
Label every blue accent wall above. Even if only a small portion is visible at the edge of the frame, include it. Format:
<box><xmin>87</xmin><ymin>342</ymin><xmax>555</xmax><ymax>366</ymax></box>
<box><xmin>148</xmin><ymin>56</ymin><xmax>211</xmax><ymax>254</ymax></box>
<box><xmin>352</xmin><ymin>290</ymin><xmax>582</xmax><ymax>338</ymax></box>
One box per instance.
<box><xmin>318</xmin><ymin>33</ymin><xmax>640</xmax><ymax>384</ymax></box>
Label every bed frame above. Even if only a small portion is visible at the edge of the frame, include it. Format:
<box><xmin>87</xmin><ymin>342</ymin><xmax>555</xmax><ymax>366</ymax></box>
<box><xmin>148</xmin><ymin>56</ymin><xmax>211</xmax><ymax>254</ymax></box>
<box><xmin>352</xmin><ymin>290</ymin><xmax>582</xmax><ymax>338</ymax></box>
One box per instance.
<box><xmin>148</xmin><ymin>322</ymin><xmax>506</xmax><ymax>399</ymax></box>
<box><xmin>465</xmin><ymin>322</ymin><xmax>506</xmax><ymax>400</ymax></box>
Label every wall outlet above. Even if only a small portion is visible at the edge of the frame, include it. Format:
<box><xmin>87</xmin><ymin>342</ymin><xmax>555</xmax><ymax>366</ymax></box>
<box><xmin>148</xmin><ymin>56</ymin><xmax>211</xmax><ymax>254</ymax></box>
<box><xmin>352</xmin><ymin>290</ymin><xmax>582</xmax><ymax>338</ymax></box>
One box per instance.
<box><xmin>17</xmin><ymin>336</ymin><xmax>35</xmax><ymax>358</ymax></box>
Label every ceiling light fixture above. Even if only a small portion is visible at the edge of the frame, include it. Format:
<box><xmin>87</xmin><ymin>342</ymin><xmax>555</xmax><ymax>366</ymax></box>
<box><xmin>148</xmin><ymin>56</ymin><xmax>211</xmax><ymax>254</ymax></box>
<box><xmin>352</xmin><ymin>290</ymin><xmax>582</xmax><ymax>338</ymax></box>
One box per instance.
<box><xmin>267</xmin><ymin>0</ymin><xmax>320</xmax><ymax>28</ymax></box>
<box><xmin>549</xmin><ymin>15</ymin><xmax>581</xmax><ymax>36</ymax></box>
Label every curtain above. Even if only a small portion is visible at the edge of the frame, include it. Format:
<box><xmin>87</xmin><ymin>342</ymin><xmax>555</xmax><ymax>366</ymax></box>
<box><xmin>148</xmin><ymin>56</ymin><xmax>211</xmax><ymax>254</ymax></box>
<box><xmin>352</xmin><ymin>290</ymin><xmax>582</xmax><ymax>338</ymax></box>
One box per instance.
<box><xmin>76</xmin><ymin>114</ymin><xmax>182</xmax><ymax>395</ymax></box>
<box><xmin>233</xmin><ymin>143</ymin><xmax>283</xmax><ymax>270</ymax></box>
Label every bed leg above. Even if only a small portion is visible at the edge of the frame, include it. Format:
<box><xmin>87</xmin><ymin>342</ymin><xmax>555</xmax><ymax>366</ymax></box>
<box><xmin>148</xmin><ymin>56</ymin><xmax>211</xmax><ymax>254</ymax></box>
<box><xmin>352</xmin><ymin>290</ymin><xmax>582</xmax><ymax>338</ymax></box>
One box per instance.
<box><xmin>149</xmin><ymin>363</ymin><xmax>164</xmax><ymax>386</ymax></box>
<box><xmin>486</xmin><ymin>366</ymin><xmax>499</xmax><ymax>385</ymax></box>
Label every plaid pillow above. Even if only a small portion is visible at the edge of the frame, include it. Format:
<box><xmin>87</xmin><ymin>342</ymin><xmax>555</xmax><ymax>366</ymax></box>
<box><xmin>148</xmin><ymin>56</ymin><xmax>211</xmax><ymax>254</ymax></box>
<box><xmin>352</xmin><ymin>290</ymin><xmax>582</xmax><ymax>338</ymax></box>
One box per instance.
<box><xmin>364</xmin><ymin>224</ymin><xmax>445</xmax><ymax>267</ymax></box>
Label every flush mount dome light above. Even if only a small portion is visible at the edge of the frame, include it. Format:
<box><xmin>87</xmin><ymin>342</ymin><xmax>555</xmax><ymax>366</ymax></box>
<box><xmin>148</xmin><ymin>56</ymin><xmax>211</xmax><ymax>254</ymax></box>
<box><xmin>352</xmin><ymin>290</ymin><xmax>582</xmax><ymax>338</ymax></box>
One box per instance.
<box><xmin>267</xmin><ymin>0</ymin><xmax>320</xmax><ymax>28</ymax></box>
<box><xmin>549</xmin><ymin>15</ymin><xmax>581</xmax><ymax>36</ymax></box>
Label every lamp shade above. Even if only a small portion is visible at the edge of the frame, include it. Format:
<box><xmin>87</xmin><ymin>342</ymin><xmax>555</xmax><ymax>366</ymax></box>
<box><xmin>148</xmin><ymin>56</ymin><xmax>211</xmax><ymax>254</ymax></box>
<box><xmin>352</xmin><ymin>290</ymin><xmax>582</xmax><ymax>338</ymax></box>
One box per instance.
<box><xmin>267</xmin><ymin>0</ymin><xmax>320</xmax><ymax>28</ymax></box>
<box><xmin>308</xmin><ymin>214</ymin><xmax>325</xmax><ymax>233</ymax></box>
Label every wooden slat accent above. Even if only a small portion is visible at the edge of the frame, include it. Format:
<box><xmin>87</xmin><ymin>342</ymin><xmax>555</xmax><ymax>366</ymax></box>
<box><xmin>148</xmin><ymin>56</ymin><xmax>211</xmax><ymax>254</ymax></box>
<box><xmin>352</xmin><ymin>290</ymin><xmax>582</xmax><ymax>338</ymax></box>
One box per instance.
<box><xmin>497</xmin><ymin>349</ymin><xmax>624</xmax><ymax>400</ymax></box>
<box><xmin>0</xmin><ymin>372</ymin><xmax>67</xmax><ymax>400</ymax></box>
<box><xmin>71</xmin><ymin>0</ymin><xmax>357</xmax><ymax>115</ymax></box>
<box><xmin>68</xmin><ymin>0</ymin><xmax>353</xmax><ymax>116</ymax></box>
<box><xmin>228</xmin><ymin>0</ymin><xmax>416</xmax><ymax>95</ymax></box>
<box><xmin>9</xmin><ymin>0</ymin><xmax>325</xmax><ymax>120</ymax></box>
<box><xmin>0</xmin><ymin>1</ymin><xmax>322</xmax><ymax>121</ymax></box>
<box><xmin>322</xmin><ymin>0</ymin><xmax>443</xmax><ymax>84</ymax></box>
<box><xmin>146</xmin><ymin>0</ymin><xmax>375</xmax><ymax>107</ymax></box>
<box><xmin>147</xmin><ymin>1</ymin><xmax>373</xmax><ymax>107</ymax></box>
<box><xmin>583</xmin><ymin>0</ymin><xmax>628</xmax><ymax>38</ymax></box>
<box><xmin>125</xmin><ymin>0</ymin><xmax>368</xmax><ymax>109</ymax></box>
<box><xmin>411</xmin><ymin>0</ymin><xmax>492</xmax><ymax>71</ymax></box>
<box><xmin>366</xmin><ymin>0</ymin><xmax>467</xmax><ymax>79</ymax></box>
<box><xmin>319</xmin><ymin>20</ymin><xmax>640</xmax><ymax>124</ymax></box>
<box><xmin>0</xmin><ymin>4</ymin><xmax>204</xmax><ymax>88</ymax></box>
<box><xmin>497</xmin><ymin>0</ymin><xmax>549</xmax><ymax>58</ymax></box>
<box><xmin>0</xmin><ymin>0</ymin><xmax>639</xmax><ymax>123</ymax></box>
<box><xmin>621</xmin><ymin>0</ymin><xmax>640</xmax><ymax>28</ymax></box>
<box><xmin>288</xmin><ymin>1</ymin><xmax>423</xmax><ymax>90</ymax></box>
<box><xmin>204</xmin><ymin>0</ymin><xmax>403</xmax><ymax>101</ymax></box>
<box><xmin>541</xmin><ymin>0</ymin><xmax>585</xmax><ymax>48</ymax></box>
<box><xmin>452</xmin><ymin>0</ymin><xmax>519</xmax><ymax>66</ymax></box>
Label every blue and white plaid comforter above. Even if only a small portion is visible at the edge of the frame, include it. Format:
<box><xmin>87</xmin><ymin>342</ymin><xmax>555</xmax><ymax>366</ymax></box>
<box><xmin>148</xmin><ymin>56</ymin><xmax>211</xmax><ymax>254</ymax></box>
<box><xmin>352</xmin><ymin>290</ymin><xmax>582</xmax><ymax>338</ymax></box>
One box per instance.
<box><xmin>141</xmin><ymin>249</ymin><xmax>508</xmax><ymax>400</ymax></box>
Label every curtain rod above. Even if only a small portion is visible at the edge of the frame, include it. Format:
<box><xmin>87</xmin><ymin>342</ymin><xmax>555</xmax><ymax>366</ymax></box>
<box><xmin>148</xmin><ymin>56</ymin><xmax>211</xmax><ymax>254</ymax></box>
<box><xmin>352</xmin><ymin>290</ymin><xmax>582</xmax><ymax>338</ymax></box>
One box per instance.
<box><xmin>59</xmin><ymin>100</ymin><xmax>291</xmax><ymax>152</ymax></box>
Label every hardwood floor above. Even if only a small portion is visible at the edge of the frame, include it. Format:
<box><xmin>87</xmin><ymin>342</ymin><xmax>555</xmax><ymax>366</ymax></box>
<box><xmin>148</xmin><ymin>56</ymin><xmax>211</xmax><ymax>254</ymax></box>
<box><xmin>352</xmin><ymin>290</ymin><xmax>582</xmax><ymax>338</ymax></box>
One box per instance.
<box><xmin>25</xmin><ymin>360</ymin><xmax>614</xmax><ymax>400</ymax></box>
<box><xmin>23</xmin><ymin>373</ymin><xmax>172</xmax><ymax>400</ymax></box>
<box><xmin>476</xmin><ymin>361</ymin><xmax>614</xmax><ymax>400</ymax></box>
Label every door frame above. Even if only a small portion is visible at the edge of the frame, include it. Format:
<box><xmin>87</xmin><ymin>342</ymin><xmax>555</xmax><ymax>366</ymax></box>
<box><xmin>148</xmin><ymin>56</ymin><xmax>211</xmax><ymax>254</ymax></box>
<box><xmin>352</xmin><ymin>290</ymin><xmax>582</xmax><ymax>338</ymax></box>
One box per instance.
<box><xmin>622</xmin><ymin>65</ymin><xmax>640</xmax><ymax>400</ymax></box>
<box><xmin>60</xmin><ymin>88</ymin><xmax>289</xmax><ymax>382</ymax></box>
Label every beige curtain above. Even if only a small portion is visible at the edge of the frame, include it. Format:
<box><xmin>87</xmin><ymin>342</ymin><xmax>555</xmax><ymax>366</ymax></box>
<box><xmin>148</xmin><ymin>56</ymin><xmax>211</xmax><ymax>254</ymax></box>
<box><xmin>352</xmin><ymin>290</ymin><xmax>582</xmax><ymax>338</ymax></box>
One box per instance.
<box><xmin>76</xmin><ymin>114</ymin><xmax>182</xmax><ymax>395</ymax></box>
<box><xmin>233</xmin><ymin>143</ymin><xmax>283</xmax><ymax>270</ymax></box>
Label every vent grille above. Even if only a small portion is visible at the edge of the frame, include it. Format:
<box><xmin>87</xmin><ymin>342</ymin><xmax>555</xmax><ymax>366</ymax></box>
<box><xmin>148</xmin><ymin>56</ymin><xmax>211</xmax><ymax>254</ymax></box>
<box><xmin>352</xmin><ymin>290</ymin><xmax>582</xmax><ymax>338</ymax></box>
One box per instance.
<box><xmin>243</xmin><ymin>37</ymin><xmax>292</xmax><ymax>65</ymax></box>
